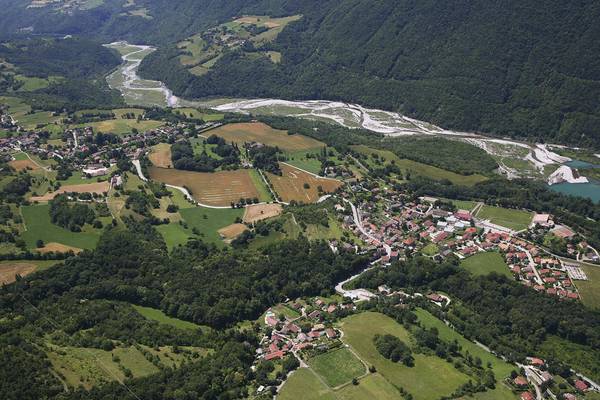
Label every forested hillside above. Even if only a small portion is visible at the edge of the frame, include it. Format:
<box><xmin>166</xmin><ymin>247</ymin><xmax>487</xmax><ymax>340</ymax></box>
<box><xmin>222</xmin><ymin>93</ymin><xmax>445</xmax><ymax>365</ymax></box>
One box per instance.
<box><xmin>140</xmin><ymin>0</ymin><xmax>600</xmax><ymax>148</ymax></box>
<box><xmin>2</xmin><ymin>0</ymin><xmax>599</xmax><ymax>146</ymax></box>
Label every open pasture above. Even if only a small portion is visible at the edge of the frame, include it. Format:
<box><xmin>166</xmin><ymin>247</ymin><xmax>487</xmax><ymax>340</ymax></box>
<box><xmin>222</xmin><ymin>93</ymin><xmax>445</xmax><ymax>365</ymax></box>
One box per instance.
<box><xmin>148</xmin><ymin>143</ymin><xmax>172</xmax><ymax>168</ymax></box>
<box><xmin>475</xmin><ymin>205</ymin><xmax>533</xmax><ymax>231</ymax></box>
<box><xmin>266</xmin><ymin>163</ymin><xmax>341</xmax><ymax>203</ymax></box>
<box><xmin>307</xmin><ymin>348</ymin><xmax>365</xmax><ymax>388</ymax></box>
<box><xmin>340</xmin><ymin>312</ymin><xmax>469</xmax><ymax>400</ymax></box>
<box><xmin>243</xmin><ymin>203</ymin><xmax>282</xmax><ymax>223</ymax></box>
<box><xmin>30</xmin><ymin>181</ymin><xmax>110</xmax><ymax>201</ymax></box>
<box><xmin>207</xmin><ymin>122</ymin><xmax>324</xmax><ymax>151</ymax></box>
<box><xmin>460</xmin><ymin>251</ymin><xmax>511</xmax><ymax>277</ymax></box>
<box><xmin>148</xmin><ymin>166</ymin><xmax>261</xmax><ymax>207</ymax></box>
<box><xmin>179</xmin><ymin>206</ymin><xmax>244</xmax><ymax>246</ymax></box>
<box><xmin>21</xmin><ymin>204</ymin><xmax>101</xmax><ymax>250</ymax></box>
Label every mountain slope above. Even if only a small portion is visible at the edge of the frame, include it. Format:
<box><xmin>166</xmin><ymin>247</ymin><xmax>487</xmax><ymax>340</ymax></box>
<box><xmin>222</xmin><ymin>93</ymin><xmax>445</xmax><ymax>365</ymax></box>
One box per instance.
<box><xmin>140</xmin><ymin>0</ymin><xmax>600</xmax><ymax>148</ymax></box>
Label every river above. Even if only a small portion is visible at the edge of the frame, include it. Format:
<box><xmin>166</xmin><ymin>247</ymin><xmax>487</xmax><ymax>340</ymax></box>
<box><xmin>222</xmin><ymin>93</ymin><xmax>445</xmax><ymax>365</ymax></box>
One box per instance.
<box><xmin>105</xmin><ymin>42</ymin><xmax>600</xmax><ymax>202</ymax></box>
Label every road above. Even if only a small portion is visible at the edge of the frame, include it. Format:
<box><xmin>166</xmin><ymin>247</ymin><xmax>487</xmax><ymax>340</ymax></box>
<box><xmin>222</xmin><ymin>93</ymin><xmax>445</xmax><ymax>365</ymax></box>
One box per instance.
<box><xmin>343</xmin><ymin>198</ymin><xmax>391</xmax><ymax>256</ymax></box>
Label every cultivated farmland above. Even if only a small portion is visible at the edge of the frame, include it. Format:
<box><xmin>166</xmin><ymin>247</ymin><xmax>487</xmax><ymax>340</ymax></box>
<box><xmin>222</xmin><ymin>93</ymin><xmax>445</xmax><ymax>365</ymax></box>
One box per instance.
<box><xmin>148</xmin><ymin>167</ymin><xmax>262</xmax><ymax>207</ymax></box>
<box><xmin>207</xmin><ymin>122</ymin><xmax>324</xmax><ymax>151</ymax></box>
<box><xmin>266</xmin><ymin>163</ymin><xmax>342</xmax><ymax>203</ymax></box>
<box><xmin>148</xmin><ymin>143</ymin><xmax>173</xmax><ymax>168</ymax></box>
<box><xmin>243</xmin><ymin>203</ymin><xmax>282</xmax><ymax>223</ymax></box>
<box><xmin>0</xmin><ymin>260</ymin><xmax>59</xmax><ymax>284</ymax></box>
<box><xmin>30</xmin><ymin>181</ymin><xmax>110</xmax><ymax>201</ymax></box>
<box><xmin>9</xmin><ymin>158</ymin><xmax>40</xmax><ymax>171</ymax></box>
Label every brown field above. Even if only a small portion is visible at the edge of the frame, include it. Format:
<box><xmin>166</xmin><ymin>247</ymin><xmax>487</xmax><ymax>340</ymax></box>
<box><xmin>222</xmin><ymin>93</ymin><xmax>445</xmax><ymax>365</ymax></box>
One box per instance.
<box><xmin>267</xmin><ymin>163</ymin><xmax>342</xmax><ymax>203</ymax></box>
<box><xmin>37</xmin><ymin>242</ymin><xmax>82</xmax><ymax>254</ymax></box>
<box><xmin>243</xmin><ymin>203</ymin><xmax>282</xmax><ymax>223</ymax></box>
<box><xmin>0</xmin><ymin>262</ymin><xmax>36</xmax><ymax>284</ymax></box>
<box><xmin>9</xmin><ymin>159</ymin><xmax>39</xmax><ymax>171</ymax></box>
<box><xmin>148</xmin><ymin>143</ymin><xmax>173</xmax><ymax>168</ymax></box>
<box><xmin>218</xmin><ymin>223</ymin><xmax>248</xmax><ymax>240</ymax></box>
<box><xmin>148</xmin><ymin>167</ymin><xmax>261</xmax><ymax>207</ymax></box>
<box><xmin>207</xmin><ymin>122</ymin><xmax>324</xmax><ymax>151</ymax></box>
<box><xmin>30</xmin><ymin>181</ymin><xmax>110</xmax><ymax>201</ymax></box>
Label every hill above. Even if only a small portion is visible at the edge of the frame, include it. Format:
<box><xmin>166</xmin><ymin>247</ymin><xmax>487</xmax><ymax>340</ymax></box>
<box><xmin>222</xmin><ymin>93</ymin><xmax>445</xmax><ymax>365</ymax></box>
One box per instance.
<box><xmin>139</xmin><ymin>0</ymin><xmax>600</xmax><ymax>148</ymax></box>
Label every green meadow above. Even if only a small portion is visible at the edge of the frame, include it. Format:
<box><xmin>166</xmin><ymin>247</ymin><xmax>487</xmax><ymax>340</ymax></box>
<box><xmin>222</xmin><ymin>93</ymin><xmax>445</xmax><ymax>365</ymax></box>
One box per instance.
<box><xmin>460</xmin><ymin>251</ymin><xmax>511</xmax><ymax>278</ymax></box>
<box><xmin>21</xmin><ymin>204</ymin><xmax>101</xmax><ymax>249</ymax></box>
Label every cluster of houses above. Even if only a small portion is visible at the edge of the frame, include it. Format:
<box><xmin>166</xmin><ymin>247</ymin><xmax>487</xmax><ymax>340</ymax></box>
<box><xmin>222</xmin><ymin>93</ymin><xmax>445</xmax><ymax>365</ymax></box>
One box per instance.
<box><xmin>257</xmin><ymin>298</ymin><xmax>353</xmax><ymax>363</ymax></box>
<box><xmin>513</xmin><ymin>357</ymin><xmax>597</xmax><ymax>400</ymax></box>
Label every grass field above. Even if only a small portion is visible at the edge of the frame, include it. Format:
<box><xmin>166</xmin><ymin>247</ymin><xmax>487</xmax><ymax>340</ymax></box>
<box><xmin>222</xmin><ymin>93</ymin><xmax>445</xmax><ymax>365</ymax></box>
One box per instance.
<box><xmin>132</xmin><ymin>305</ymin><xmax>202</xmax><ymax>330</ymax></box>
<box><xmin>46</xmin><ymin>344</ymin><xmax>159</xmax><ymax>389</ymax></box>
<box><xmin>176</xmin><ymin>108</ymin><xmax>224</xmax><ymax>121</ymax></box>
<box><xmin>179</xmin><ymin>206</ymin><xmax>244</xmax><ymax>246</ymax></box>
<box><xmin>340</xmin><ymin>312</ymin><xmax>469</xmax><ymax>400</ymax></box>
<box><xmin>248</xmin><ymin>169</ymin><xmax>273</xmax><ymax>202</ymax></box>
<box><xmin>421</xmin><ymin>243</ymin><xmax>439</xmax><ymax>256</ymax></box>
<box><xmin>460</xmin><ymin>251</ymin><xmax>511</xmax><ymax>277</ymax></box>
<box><xmin>267</xmin><ymin>163</ymin><xmax>342</xmax><ymax>203</ymax></box>
<box><xmin>308</xmin><ymin>348</ymin><xmax>365</xmax><ymax>388</ymax></box>
<box><xmin>155</xmin><ymin>222</ymin><xmax>192</xmax><ymax>249</ymax></box>
<box><xmin>207</xmin><ymin>122</ymin><xmax>324</xmax><ymax>151</ymax></box>
<box><xmin>338</xmin><ymin>373</ymin><xmax>404</xmax><ymax>400</ymax></box>
<box><xmin>278</xmin><ymin>368</ymin><xmax>336</xmax><ymax>400</ymax></box>
<box><xmin>148</xmin><ymin>167</ymin><xmax>262</xmax><ymax>207</ymax></box>
<box><xmin>284</xmin><ymin>149</ymin><xmax>325</xmax><ymax>174</ymax></box>
<box><xmin>475</xmin><ymin>206</ymin><xmax>533</xmax><ymax>231</ymax></box>
<box><xmin>414</xmin><ymin>309</ymin><xmax>515</xmax><ymax>380</ymax></box>
<box><xmin>21</xmin><ymin>204</ymin><xmax>101</xmax><ymax>250</ymax></box>
<box><xmin>73</xmin><ymin>119</ymin><xmax>163</xmax><ymax>135</ymax></box>
<box><xmin>574</xmin><ymin>264</ymin><xmax>600</xmax><ymax>310</ymax></box>
<box><xmin>443</xmin><ymin>198</ymin><xmax>478</xmax><ymax>211</ymax></box>
<box><xmin>351</xmin><ymin>145</ymin><xmax>488</xmax><ymax>186</ymax></box>
<box><xmin>148</xmin><ymin>143</ymin><xmax>172</xmax><ymax>168</ymax></box>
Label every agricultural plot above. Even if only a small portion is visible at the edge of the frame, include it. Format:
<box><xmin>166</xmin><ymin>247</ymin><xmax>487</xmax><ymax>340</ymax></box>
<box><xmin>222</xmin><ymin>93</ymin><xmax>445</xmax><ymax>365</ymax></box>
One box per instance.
<box><xmin>460</xmin><ymin>251</ymin><xmax>511</xmax><ymax>278</ymax></box>
<box><xmin>266</xmin><ymin>163</ymin><xmax>342</xmax><ymax>203</ymax></box>
<box><xmin>178</xmin><ymin>206</ymin><xmax>244</xmax><ymax>246</ymax></box>
<box><xmin>307</xmin><ymin>348</ymin><xmax>365</xmax><ymax>388</ymax></box>
<box><xmin>21</xmin><ymin>204</ymin><xmax>101</xmax><ymax>250</ymax></box>
<box><xmin>0</xmin><ymin>260</ymin><xmax>59</xmax><ymax>284</ymax></box>
<box><xmin>148</xmin><ymin>143</ymin><xmax>173</xmax><ymax>168</ymax></box>
<box><xmin>243</xmin><ymin>203</ymin><xmax>282</xmax><ymax>223</ymax></box>
<box><xmin>37</xmin><ymin>242</ymin><xmax>82</xmax><ymax>254</ymax></box>
<box><xmin>148</xmin><ymin>166</ymin><xmax>262</xmax><ymax>207</ymax></box>
<box><xmin>207</xmin><ymin>122</ymin><xmax>324</xmax><ymax>151</ymax></box>
<box><xmin>218</xmin><ymin>223</ymin><xmax>248</xmax><ymax>240</ymax></box>
<box><xmin>475</xmin><ymin>206</ymin><xmax>533</xmax><ymax>231</ymax></box>
<box><xmin>29</xmin><ymin>181</ymin><xmax>110</xmax><ymax>201</ymax></box>
<box><xmin>9</xmin><ymin>158</ymin><xmax>39</xmax><ymax>171</ymax></box>
<box><xmin>340</xmin><ymin>312</ymin><xmax>470</xmax><ymax>400</ymax></box>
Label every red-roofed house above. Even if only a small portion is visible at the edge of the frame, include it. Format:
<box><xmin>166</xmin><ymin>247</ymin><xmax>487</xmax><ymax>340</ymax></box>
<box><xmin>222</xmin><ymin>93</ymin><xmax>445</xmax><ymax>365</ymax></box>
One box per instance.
<box><xmin>574</xmin><ymin>380</ymin><xmax>588</xmax><ymax>392</ymax></box>
<box><xmin>514</xmin><ymin>376</ymin><xmax>528</xmax><ymax>387</ymax></box>
<box><xmin>520</xmin><ymin>392</ymin><xmax>534</xmax><ymax>400</ymax></box>
<box><xmin>265</xmin><ymin>350</ymin><xmax>285</xmax><ymax>361</ymax></box>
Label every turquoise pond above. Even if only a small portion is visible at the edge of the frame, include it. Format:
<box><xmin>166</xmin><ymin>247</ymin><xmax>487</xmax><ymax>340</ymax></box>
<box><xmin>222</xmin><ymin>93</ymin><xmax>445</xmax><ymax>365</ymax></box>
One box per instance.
<box><xmin>565</xmin><ymin>160</ymin><xmax>600</xmax><ymax>169</ymax></box>
<box><xmin>549</xmin><ymin>182</ymin><xmax>600</xmax><ymax>203</ymax></box>
<box><xmin>548</xmin><ymin>160</ymin><xmax>600</xmax><ymax>203</ymax></box>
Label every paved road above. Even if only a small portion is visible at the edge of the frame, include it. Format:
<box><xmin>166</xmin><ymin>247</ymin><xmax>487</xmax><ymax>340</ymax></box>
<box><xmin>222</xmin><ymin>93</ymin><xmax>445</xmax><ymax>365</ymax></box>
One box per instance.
<box><xmin>343</xmin><ymin>198</ymin><xmax>391</xmax><ymax>256</ymax></box>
